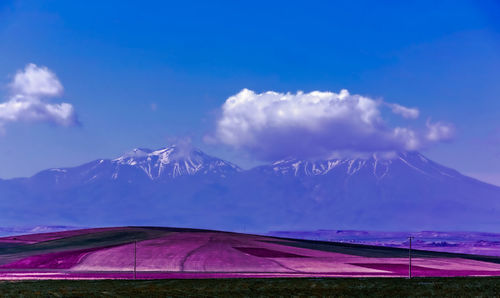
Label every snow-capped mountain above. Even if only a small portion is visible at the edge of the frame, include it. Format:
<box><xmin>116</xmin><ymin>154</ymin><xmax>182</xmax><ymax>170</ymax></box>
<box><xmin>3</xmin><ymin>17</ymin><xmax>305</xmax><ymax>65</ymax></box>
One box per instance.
<box><xmin>28</xmin><ymin>145</ymin><xmax>241</xmax><ymax>187</ymax></box>
<box><xmin>111</xmin><ymin>146</ymin><xmax>241</xmax><ymax>179</ymax></box>
<box><xmin>0</xmin><ymin>146</ymin><xmax>499</xmax><ymax>232</ymax></box>
<box><xmin>257</xmin><ymin>152</ymin><xmax>461</xmax><ymax>180</ymax></box>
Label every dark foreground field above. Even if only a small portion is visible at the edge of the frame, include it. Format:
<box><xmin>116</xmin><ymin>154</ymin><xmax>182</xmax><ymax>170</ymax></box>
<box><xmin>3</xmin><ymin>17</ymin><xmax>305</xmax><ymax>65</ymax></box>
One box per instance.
<box><xmin>1</xmin><ymin>277</ymin><xmax>500</xmax><ymax>297</ymax></box>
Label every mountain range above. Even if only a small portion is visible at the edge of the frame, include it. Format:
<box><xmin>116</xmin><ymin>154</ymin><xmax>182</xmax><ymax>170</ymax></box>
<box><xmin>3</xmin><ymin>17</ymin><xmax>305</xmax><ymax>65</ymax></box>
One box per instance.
<box><xmin>0</xmin><ymin>145</ymin><xmax>499</xmax><ymax>232</ymax></box>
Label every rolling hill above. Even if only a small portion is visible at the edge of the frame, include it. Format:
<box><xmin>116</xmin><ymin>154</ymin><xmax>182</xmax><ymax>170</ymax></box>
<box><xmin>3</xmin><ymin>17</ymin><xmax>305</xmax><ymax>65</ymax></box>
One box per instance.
<box><xmin>1</xmin><ymin>227</ymin><xmax>500</xmax><ymax>279</ymax></box>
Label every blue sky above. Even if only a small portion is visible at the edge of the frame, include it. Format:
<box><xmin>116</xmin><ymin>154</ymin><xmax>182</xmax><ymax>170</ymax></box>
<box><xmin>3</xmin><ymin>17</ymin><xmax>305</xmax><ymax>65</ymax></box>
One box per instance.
<box><xmin>0</xmin><ymin>0</ymin><xmax>500</xmax><ymax>185</ymax></box>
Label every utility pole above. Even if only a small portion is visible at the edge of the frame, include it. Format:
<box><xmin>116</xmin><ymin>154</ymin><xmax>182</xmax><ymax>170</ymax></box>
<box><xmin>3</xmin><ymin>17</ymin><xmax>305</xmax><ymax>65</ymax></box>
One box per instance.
<box><xmin>134</xmin><ymin>240</ymin><xmax>137</xmax><ymax>280</ymax></box>
<box><xmin>408</xmin><ymin>236</ymin><xmax>414</xmax><ymax>279</ymax></box>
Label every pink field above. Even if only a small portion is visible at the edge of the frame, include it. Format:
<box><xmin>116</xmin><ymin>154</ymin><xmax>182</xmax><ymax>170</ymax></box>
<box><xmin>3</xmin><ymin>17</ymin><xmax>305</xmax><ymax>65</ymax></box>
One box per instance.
<box><xmin>1</xmin><ymin>228</ymin><xmax>500</xmax><ymax>280</ymax></box>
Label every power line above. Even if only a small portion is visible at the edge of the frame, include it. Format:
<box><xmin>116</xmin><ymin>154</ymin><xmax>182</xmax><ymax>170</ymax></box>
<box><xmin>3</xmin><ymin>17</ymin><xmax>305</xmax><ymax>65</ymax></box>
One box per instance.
<box><xmin>134</xmin><ymin>240</ymin><xmax>137</xmax><ymax>280</ymax></box>
<box><xmin>408</xmin><ymin>236</ymin><xmax>414</xmax><ymax>279</ymax></box>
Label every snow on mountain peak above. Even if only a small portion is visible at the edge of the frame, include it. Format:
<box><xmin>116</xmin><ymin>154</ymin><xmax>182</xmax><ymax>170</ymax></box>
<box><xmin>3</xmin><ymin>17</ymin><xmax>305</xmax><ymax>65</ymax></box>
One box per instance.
<box><xmin>111</xmin><ymin>144</ymin><xmax>241</xmax><ymax>179</ymax></box>
<box><xmin>117</xmin><ymin>148</ymin><xmax>153</xmax><ymax>160</ymax></box>
<box><xmin>32</xmin><ymin>147</ymin><xmax>461</xmax><ymax>187</ymax></box>
<box><xmin>264</xmin><ymin>151</ymin><xmax>460</xmax><ymax>180</ymax></box>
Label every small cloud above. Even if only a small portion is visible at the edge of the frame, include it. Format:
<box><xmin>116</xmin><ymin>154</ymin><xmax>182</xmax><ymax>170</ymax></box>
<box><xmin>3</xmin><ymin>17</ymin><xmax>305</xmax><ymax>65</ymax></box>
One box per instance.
<box><xmin>164</xmin><ymin>136</ymin><xmax>195</xmax><ymax>159</ymax></box>
<box><xmin>0</xmin><ymin>64</ymin><xmax>78</xmax><ymax>131</ymax></box>
<box><xmin>208</xmin><ymin>89</ymin><xmax>454</xmax><ymax>160</ymax></box>
<box><xmin>150</xmin><ymin>103</ymin><xmax>157</xmax><ymax>111</ymax></box>
<box><xmin>387</xmin><ymin>103</ymin><xmax>420</xmax><ymax>119</ymax></box>
<box><xmin>425</xmin><ymin>120</ymin><xmax>455</xmax><ymax>142</ymax></box>
<box><xmin>10</xmin><ymin>63</ymin><xmax>63</xmax><ymax>97</ymax></box>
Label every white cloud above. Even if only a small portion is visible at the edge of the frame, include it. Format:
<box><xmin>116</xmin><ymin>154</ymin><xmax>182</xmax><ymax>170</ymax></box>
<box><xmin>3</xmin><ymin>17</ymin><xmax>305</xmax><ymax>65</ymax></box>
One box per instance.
<box><xmin>387</xmin><ymin>103</ymin><xmax>420</xmax><ymax>119</ymax></box>
<box><xmin>0</xmin><ymin>64</ymin><xmax>77</xmax><ymax>131</ymax></box>
<box><xmin>10</xmin><ymin>64</ymin><xmax>63</xmax><ymax>97</ymax></box>
<box><xmin>209</xmin><ymin>89</ymin><xmax>454</xmax><ymax>160</ymax></box>
<box><xmin>426</xmin><ymin>120</ymin><xmax>454</xmax><ymax>142</ymax></box>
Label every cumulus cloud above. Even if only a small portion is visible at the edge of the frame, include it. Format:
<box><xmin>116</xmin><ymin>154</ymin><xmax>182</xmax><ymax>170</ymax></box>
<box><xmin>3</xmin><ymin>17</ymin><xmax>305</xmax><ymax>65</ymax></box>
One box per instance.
<box><xmin>0</xmin><ymin>64</ymin><xmax>77</xmax><ymax>131</ymax></box>
<box><xmin>209</xmin><ymin>89</ymin><xmax>454</xmax><ymax>160</ymax></box>
<box><xmin>10</xmin><ymin>63</ymin><xmax>63</xmax><ymax>97</ymax></box>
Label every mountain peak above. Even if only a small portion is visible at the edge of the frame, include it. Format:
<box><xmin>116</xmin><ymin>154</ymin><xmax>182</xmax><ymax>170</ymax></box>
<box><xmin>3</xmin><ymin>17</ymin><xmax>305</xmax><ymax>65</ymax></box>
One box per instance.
<box><xmin>118</xmin><ymin>148</ymin><xmax>154</xmax><ymax>159</ymax></box>
<box><xmin>111</xmin><ymin>144</ymin><xmax>241</xmax><ymax>179</ymax></box>
<box><xmin>261</xmin><ymin>151</ymin><xmax>460</xmax><ymax>179</ymax></box>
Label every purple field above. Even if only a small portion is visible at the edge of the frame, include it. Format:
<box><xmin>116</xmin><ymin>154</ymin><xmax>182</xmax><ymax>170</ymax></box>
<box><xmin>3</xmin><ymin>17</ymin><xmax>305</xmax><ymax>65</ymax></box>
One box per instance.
<box><xmin>1</xmin><ymin>227</ymin><xmax>500</xmax><ymax>280</ymax></box>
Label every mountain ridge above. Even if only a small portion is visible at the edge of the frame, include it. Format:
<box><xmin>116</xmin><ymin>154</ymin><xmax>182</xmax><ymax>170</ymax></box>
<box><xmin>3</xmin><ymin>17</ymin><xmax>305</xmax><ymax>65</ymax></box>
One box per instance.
<box><xmin>27</xmin><ymin>145</ymin><xmax>242</xmax><ymax>187</ymax></box>
<box><xmin>0</xmin><ymin>145</ymin><xmax>499</xmax><ymax>232</ymax></box>
<box><xmin>25</xmin><ymin>146</ymin><xmax>480</xmax><ymax>184</ymax></box>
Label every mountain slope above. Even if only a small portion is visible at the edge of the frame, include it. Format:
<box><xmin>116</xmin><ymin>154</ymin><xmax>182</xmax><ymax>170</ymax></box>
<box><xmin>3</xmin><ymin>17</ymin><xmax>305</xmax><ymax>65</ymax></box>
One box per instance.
<box><xmin>237</xmin><ymin>151</ymin><xmax>500</xmax><ymax>231</ymax></box>
<box><xmin>0</xmin><ymin>147</ymin><xmax>499</xmax><ymax>232</ymax></box>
